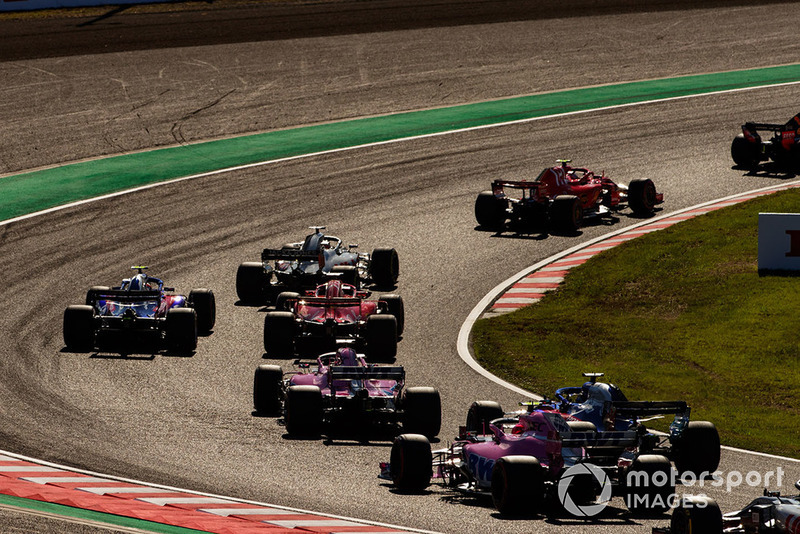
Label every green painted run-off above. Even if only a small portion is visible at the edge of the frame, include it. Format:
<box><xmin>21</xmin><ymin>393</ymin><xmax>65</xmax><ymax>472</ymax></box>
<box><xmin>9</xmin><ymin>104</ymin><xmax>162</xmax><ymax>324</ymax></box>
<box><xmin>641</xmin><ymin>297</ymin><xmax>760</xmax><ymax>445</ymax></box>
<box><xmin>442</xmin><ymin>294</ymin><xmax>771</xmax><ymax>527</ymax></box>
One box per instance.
<box><xmin>3</xmin><ymin>63</ymin><xmax>800</xmax><ymax>223</ymax></box>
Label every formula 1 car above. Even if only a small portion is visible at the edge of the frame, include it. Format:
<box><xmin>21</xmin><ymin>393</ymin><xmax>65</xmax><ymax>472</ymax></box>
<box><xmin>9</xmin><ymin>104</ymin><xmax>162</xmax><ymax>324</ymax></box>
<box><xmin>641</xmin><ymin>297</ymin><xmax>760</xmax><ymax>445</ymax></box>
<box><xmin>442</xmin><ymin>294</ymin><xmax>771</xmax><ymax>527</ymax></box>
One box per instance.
<box><xmin>236</xmin><ymin>226</ymin><xmax>399</xmax><ymax>303</ymax></box>
<box><xmin>253</xmin><ymin>347</ymin><xmax>441</xmax><ymax>438</ymax></box>
<box><xmin>653</xmin><ymin>482</ymin><xmax>800</xmax><ymax>534</ymax></box>
<box><xmin>383</xmin><ymin>403</ymin><xmax>677</xmax><ymax>517</ymax></box>
<box><xmin>63</xmin><ymin>267</ymin><xmax>216</xmax><ymax>354</ymax></box>
<box><xmin>731</xmin><ymin>112</ymin><xmax>800</xmax><ymax>169</ymax></box>
<box><xmin>552</xmin><ymin>373</ymin><xmax>721</xmax><ymax>476</ymax></box>
<box><xmin>475</xmin><ymin>159</ymin><xmax>663</xmax><ymax>233</ymax></box>
<box><xmin>263</xmin><ymin>279</ymin><xmax>404</xmax><ymax>360</ymax></box>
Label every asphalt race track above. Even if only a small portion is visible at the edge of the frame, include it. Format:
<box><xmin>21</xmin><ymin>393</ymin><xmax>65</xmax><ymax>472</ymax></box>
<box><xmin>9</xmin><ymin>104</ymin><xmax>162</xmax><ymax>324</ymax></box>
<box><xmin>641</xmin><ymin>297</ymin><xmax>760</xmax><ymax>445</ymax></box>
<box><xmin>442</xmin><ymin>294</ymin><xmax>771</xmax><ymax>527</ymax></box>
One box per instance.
<box><xmin>1</xmin><ymin>2</ymin><xmax>800</xmax><ymax>533</ymax></box>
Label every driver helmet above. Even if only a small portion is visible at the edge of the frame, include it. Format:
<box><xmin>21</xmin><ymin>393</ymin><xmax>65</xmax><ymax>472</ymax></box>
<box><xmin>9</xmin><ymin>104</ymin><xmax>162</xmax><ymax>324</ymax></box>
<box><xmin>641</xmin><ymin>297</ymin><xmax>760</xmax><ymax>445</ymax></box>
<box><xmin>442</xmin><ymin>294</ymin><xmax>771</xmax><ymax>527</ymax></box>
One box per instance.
<box><xmin>336</xmin><ymin>347</ymin><xmax>357</xmax><ymax>366</ymax></box>
<box><xmin>128</xmin><ymin>273</ymin><xmax>147</xmax><ymax>291</ymax></box>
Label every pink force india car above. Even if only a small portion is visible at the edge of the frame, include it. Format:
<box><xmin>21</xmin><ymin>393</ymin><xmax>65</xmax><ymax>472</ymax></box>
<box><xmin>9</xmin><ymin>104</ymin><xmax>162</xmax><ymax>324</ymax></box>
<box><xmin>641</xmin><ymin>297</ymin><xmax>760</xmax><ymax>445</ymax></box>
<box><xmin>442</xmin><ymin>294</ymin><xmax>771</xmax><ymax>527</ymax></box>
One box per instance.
<box><xmin>263</xmin><ymin>279</ymin><xmax>404</xmax><ymax>361</ymax></box>
<box><xmin>654</xmin><ymin>481</ymin><xmax>800</xmax><ymax>534</ymax></box>
<box><xmin>253</xmin><ymin>348</ymin><xmax>441</xmax><ymax>438</ymax></box>
<box><xmin>382</xmin><ymin>398</ymin><xmax>680</xmax><ymax>517</ymax></box>
<box><xmin>475</xmin><ymin>159</ymin><xmax>663</xmax><ymax>233</ymax></box>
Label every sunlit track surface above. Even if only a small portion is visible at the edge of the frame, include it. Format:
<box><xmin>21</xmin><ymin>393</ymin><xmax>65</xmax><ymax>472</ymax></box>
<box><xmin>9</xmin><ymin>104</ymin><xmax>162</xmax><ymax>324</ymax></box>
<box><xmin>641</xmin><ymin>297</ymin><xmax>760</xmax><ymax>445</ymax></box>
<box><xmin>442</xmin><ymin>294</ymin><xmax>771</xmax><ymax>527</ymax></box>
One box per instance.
<box><xmin>2</xmin><ymin>2</ymin><xmax>800</xmax><ymax>533</ymax></box>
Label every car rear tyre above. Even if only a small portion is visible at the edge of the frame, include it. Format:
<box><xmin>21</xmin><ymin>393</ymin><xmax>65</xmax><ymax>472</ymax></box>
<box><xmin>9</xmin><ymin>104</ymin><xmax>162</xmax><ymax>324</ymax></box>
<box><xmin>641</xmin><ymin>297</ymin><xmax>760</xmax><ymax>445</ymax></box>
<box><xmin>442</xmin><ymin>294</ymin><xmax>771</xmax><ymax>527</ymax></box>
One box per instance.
<box><xmin>331</xmin><ymin>265</ymin><xmax>359</xmax><ymax>287</ymax></box>
<box><xmin>284</xmin><ymin>385</ymin><xmax>322</xmax><ymax>437</ymax></box>
<box><xmin>491</xmin><ymin>456</ymin><xmax>545</xmax><ymax>516</ymax></box>
<box><xmin>566</xmin><ymin>421</ymin><xmax>597</xmax><ymax>433</ymax></box>
<box><xmin>402</xmin><ymin>387</ymin><xmax>441</xmax><ymax>438</ymax></box>
<box><xmin>188</xmin><ymin>288</ymin><xmax>216</xmax><ymax>334</ymax></box>
<box><xmin>236</xmin><ymin>262</ymin><xmax>267</xmax><ymax>303</ymax></box>
<box><xmin>84</xmin><ymin>286</ymin><xmax>110</xmax><ymax>305</ymax></box>
<box><xmin>365</xmin><ymin>314</ymin><xmax>397</xmax><ymax>362</ymax></box>
<box><xmin>624</xmin><ymin>454</ymin><xmax>674</xmax><ymax>516</ymax></box>
<box><xmin>370</xmin><ymin>248</ymin><xmax>399</xmax><ymax>287</ymax></box>
<box><xmin>671</xmin><ymin>421</ymin><xmax>720</xmax><ymax>475</ymax></box>
<box><xmin>263</xmin><ymin>311</ymin><xmax>296</xmax><ymax>356</ymax></box>
<box><xmin>628</xmin><ymin>178</ymin><xmax>658</xmax><ymax>216</ymax></box>
<box><xmin>275</xmin><ymin>292</ymin><xmax>299</xmax><ymax>312</ymax></box>
<box><xmin>63</xmin><ymin>305</ymin><xmax>95</xmax><ymax>350</ymax></box>
<box><xmin>550</xmin><ymin>195</ymin><xmax>582</xmax><ymax>233</ymax></box>
<box><xmin>465</xmin><ymin>400</ymin><xmax>504</xmax><ymax>434</ymax></box>
<box><xmin>731</xmin><ymin>134</ymin><xmax>761</xmax><ymax>169</ymax></box>
<box><xmin>390</xmin><ymin>434</ymin><xmax>432</xmax><ymax>491</ymax></box>
<box><xmin>379</xmin><ymin>294</ymin><xmax>405</xmax><ymax>336</ymax></box>
<box><xmin>670</xmin><ymin>495</ymin><xmax>723</xmax><ymax>534</ymax></box>
<box><xmin>165</xmin><ymin>308</ymin><xmax>198</xmax><ymax>353</ymax></box>
<box><xmin>475</xmin><ymin>191</ymin><xmax>507</xmax><ymax>230</ymax></box>
<box><xmin>253</xmin><ymin>364</ymin><xmax>283</xmax><ymax>415</ymax></box>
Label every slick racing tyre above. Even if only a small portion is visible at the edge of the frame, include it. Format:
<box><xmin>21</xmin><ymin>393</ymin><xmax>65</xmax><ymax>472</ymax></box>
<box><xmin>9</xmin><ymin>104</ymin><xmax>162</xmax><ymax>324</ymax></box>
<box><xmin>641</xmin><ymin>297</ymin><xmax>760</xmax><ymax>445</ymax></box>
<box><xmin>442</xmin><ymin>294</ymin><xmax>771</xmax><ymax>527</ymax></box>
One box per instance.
<box><xmin>465</xmin><ymin>400</ymin><xmax>504</xmax><ymax>434</ymax></box>
<box><xmin>624</xmin><ymin>454</ymin><xmax>674</xmax><ymax>516</ymax></box>
<box><xmin>188</xmin><ymin>288</ymin><xmax>216</xmax><ymax>334</ymax></box>
<box><xmin>670</xmin><ymin>496</ymin><xmax>723</xmax><ymax>534</ymax></box>
<box><xmin>550</xmin><ymin>195</ymin><xmax>582</xmax><ymax>234</ymax></box>
<box><xmin>63</xmin><ymin>305</ymin><xmax>95</xmax><ymax>351</ymax></box>
<box><xmin>402</xmin><ymin>387</ymin><xmax>441</xmax><ymax>438</ymax></box>
<box><xmin>730</xmin><ymin>134</ymin><xmax>761</xmax><ymax>169</ymax></box>
<box><xmin>365</xmin><ymin>314</ymin><xmax>397</xmax><ymax>362</ymax></box>
<box><xmin>627</xmin><ymin>178</ymin><xmax>658</xmax><ymax>216</ymax></box>
<box><xmin>566</xmin><ymin>421</ymin><xmax>597</xmax><ymax>433</ymax></box>
<box><xmin>390</xmin><ymin>434</ymin><xmax>432</xmax><ymax>491</ymax></box>
<box><xmin>369</xmin><ymin>248</ymin><xmax>399</xmax><ymax>288</ymax></box>
<box><xmin>274</xmin><ymin>292</ymin><xmax>299</xmax><ymax>312</ymax></box>
<box><xmin>474</xmin><ymin>191</ymin><xmax>507</xmax><ymax>230</ymax></box>
<box><xmin>331</xmin><ymin>265</ymin><xmax>359</xmax><ymax>287</ymax></box>
<box><xmin>284</xmin><ymin>385</ymin><xmax>322</xmax><ymax>437</ymax></box>
<box><xmin>236</xmin><ymin>262</ymin><xmax>268</xmax><ymax>303</ymax></box>
<box><xmin>263</xmin><ymin>311</ymin><xmax>296</xmax><ymax>356</ymax></box>
<box><xmin>165</xmin><ymin>308</ymin><xmax>198</xmax><ymax>353</ymax></box>
<box><xmin>671</xmin><ymin>421</ymin><xmax>721</xmax><ymax>475</ymax></box>
<box><xmin>491</xmin><ymin>456</ymin><xmax>545</xmax><ymax>516</ymax></box>
<box><xmin>253</xmin><ymin>364</ymin><xmax>283</xmax><ymax>415</ymax></box>
<box><xmin>379</xmin><ymin>294</ymin><xmax>405</xmax><ymax>336</ymax></box>
<box><xmin>84</xmin><ymin>286</ymin><xmax>110</xmax><ymax>305</ymax></box>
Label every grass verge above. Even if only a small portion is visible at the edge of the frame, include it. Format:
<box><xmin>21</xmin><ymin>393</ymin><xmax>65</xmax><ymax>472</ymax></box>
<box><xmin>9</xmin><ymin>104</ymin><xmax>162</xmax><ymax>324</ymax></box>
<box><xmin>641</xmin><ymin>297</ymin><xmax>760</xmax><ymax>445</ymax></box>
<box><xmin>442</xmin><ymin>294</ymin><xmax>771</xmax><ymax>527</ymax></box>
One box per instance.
<box><xmin>472</xmin><ymin>188</ymin><xmax>800</xmax><ymax>458</ymax></box>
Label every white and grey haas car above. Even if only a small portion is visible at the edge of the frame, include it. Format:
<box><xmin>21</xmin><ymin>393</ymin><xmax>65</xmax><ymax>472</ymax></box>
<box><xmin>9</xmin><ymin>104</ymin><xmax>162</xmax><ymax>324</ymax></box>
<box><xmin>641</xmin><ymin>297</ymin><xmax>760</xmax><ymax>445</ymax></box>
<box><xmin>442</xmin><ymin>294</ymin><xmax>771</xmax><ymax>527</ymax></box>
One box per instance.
<box><xmin>236</xmin><ymin>226</ymin><xmax>399</xmax><ymax>304</ymax></box>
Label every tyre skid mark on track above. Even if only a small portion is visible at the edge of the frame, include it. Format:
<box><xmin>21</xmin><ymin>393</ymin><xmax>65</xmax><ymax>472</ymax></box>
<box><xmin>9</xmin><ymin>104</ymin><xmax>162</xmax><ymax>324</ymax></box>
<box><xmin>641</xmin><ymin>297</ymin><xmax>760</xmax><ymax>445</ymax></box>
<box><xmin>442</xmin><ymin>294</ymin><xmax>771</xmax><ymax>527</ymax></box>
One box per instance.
<box><xmin>0</xmin><ymin>453</ymin><xmax>433</xmax><ymax>534</ymax></box>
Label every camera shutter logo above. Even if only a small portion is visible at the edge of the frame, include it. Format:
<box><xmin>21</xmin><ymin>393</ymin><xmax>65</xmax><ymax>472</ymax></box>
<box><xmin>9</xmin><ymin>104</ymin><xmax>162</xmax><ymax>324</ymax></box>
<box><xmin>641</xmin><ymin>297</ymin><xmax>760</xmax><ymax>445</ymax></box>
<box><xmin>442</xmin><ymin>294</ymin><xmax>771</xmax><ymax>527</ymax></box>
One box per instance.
<box><xmin>557</xmin><ymin>463</ymin><xmax>612</xmax><ymax>517</ymax></box>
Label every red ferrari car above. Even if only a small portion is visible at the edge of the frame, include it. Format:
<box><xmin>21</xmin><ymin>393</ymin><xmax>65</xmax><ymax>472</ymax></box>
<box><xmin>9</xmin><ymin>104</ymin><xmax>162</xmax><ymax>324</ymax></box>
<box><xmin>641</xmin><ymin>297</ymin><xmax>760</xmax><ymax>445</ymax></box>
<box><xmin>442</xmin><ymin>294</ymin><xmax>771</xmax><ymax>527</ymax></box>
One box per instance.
<box><xmin>475</xmin><ymin>159</ymin><xmax>663</xmax><ymax>233</ymax></box>
<box><xmin>262</xmin><ymin>279</ymin><xmax>404</xmax><ymax>361</ymax></box>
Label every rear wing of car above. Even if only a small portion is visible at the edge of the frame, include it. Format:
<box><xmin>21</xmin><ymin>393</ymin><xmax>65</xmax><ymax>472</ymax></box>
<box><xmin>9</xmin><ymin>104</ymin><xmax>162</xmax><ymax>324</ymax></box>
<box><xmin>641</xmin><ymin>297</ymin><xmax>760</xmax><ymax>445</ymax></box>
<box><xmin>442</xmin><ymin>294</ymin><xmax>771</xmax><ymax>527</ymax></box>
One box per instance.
<box><xmin>261</xmin><ymin>248</ymin><xmax>321</xmax><ymax>262</ymax></box>
<box><xmin>295</xmin><ymin>297</ymin><xmax>364</xmax><ymax>307</ymax></box>
<box><xmin>88</xmin><ymin>289</ymin><xmax>162</xmax><ymax>302</ymax></box>
<box><xmin>490</xmin><ymin>178</ymin><xmax>540</xmax><ymax>195</ymax></box>
<box><xmin>560</xmin><ymin>429</ymin><xmax>639</xmax><ymax>449</ymax></box>
<box><xmin>743</xmin><ymin>121</ymin><xmax>784</xmax><ymax>133</ymax></box>
<box><xmin>606</xmin><ymin>400</ymin><xmax>689</xmax><ymax>417</ymax></box>
<box><xmin>329</xmin><ymin>365</ymin><xmax>405</xmax><ymax>381</ymax></box>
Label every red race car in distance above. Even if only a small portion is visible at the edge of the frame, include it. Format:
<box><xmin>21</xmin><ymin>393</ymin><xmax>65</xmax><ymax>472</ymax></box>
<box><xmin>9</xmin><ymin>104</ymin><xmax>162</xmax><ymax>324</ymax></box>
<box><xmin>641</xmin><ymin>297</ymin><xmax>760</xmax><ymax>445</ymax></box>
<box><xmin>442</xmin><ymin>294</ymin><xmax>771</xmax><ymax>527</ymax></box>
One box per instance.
<box><xmin>475</xmin><ymin>159</ymin><xmax>663</xmax><ymax>233</ymax></box>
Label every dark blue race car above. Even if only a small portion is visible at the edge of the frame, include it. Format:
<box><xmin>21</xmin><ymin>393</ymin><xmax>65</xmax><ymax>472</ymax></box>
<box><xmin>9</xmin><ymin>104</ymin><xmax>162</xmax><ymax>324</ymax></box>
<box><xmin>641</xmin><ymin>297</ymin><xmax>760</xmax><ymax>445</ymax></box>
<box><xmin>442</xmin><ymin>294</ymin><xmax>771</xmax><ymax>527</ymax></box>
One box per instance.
<box><xmin>63</xmin><ymin>267</ymin><xmax>215</xmax><ymax>354</ymax></box>
<box><xmin>551</xmin><ymin>373</ymin><xmax>721</xmax><ymax>476</ymax></box>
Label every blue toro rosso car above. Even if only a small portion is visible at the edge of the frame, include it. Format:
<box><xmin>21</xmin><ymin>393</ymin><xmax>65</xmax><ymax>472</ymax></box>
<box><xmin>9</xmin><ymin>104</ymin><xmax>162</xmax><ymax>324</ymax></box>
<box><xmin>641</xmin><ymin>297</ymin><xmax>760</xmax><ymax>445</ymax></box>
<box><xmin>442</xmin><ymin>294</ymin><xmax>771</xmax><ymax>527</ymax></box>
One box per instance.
<box><xmin>466</xmin><ymin>373</ymin><xmax>720</xmax><ymax>477</ymax></box>
<box><xmin>552</xmin><ymin>373</ymin><xmax>720</xmax><ymax>475</ymax></box>
<box><xmin>63</xmin><ymin>267</ymin><xmax>215</xmax><ymax>354</ymax></box>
